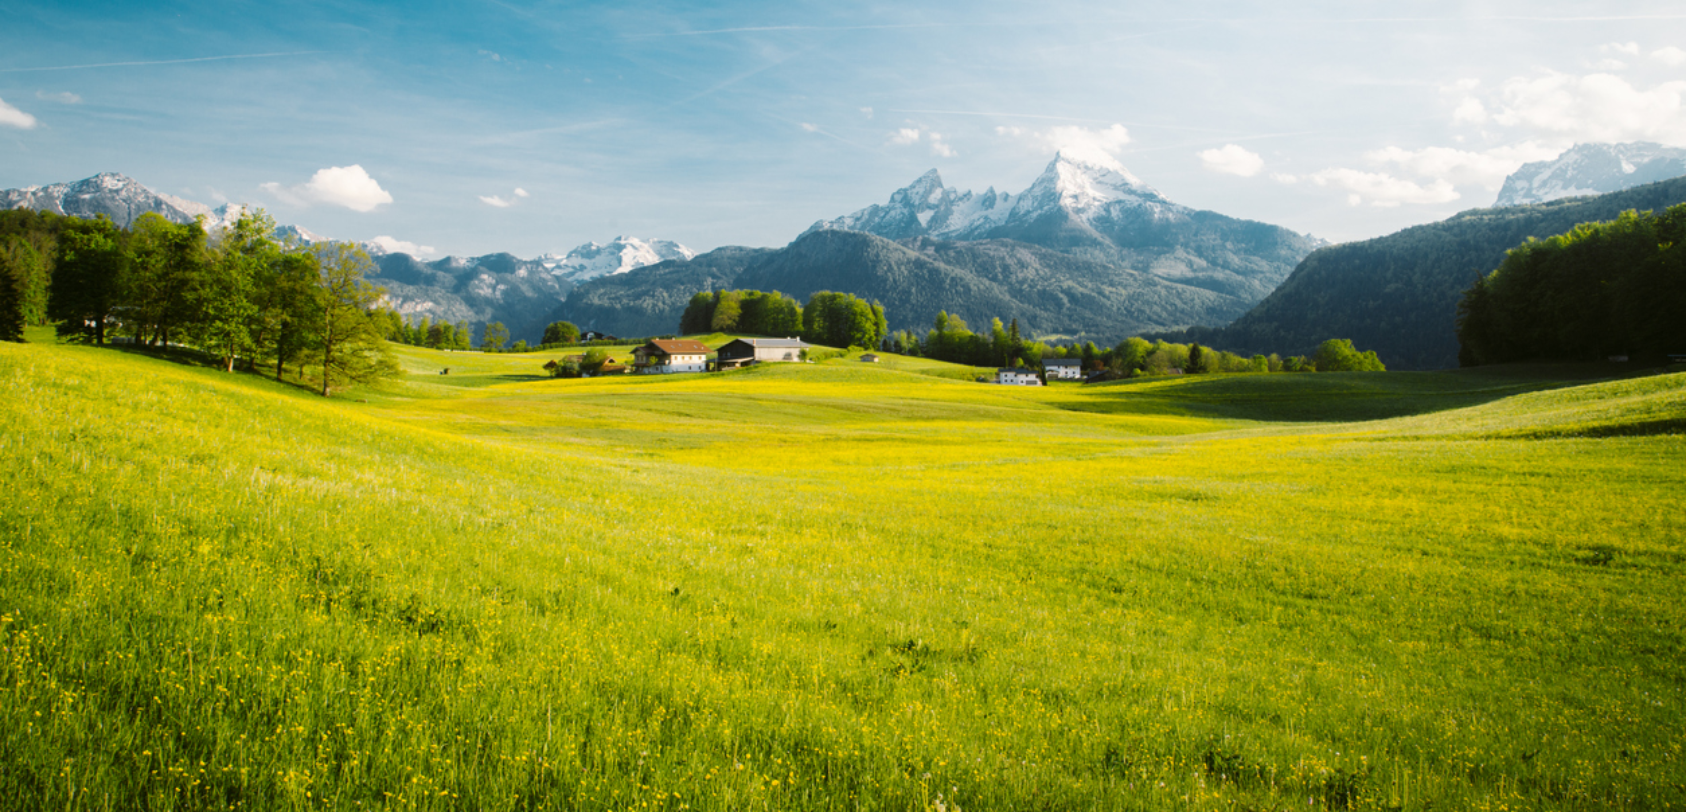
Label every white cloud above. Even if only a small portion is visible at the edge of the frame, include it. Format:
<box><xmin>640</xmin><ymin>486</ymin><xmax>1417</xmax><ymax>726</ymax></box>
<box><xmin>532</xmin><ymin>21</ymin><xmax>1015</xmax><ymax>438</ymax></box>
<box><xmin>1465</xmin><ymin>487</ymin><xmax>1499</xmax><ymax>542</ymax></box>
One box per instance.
<box><xmin>888</xmin><ymin>127</ymin><xmax>921</xmax><ymax>145</ymax></box>
<box><xmin>1588</xmin><ymin>58</ymin><xmax>1627</xmax><ymax>71</ymax></box>
<box><xmin>1198</xmin><ymin>144</ymin><xmax>1264</xmax><ymax>177</ymax></box>
<box><xmin>1365</xmin><ymin>142</ymin><xmax>1561</xmax><ymax>190</ymax></box>
<box><xmin>1451</xmin><ymin>96</ymin><xmax>1488</xmax><ymax>125</ymax></box>
<box><xmin>1309</xmin><ymin>168</ymin><xmax>1460</xmax><ymax>207</ymax></box>
<box><xmin>1654</xmin><ymin>46</ymin><xmax>1686</xmax><ymax>67</ymax></box>
<box><xmin>260</xmin><ymin>165</ymin><xmax>392</xmax><ymax>212</ymax></box>
<box><xmin>480</xmin><ymin>187</ymin><xmax>529</xmax><ymax>208</ymax></box>
<box><xmin>929</xmin><ymin>132</ymin><xmax>956</xmax><ymax>158</ymax></box>
<box><xmin>799</xmin><ymin>122</ymin><xmax>819</xmax><ymax>132</ymax></box>
<box><xmin>1271</xmin><ymin>172</ymin><xmax>1299</xmax><ymax>184</ymax></box>
<box><xmin>1603</xmin><ymin>42</ymin><xmax>1641</xmax><ymax>56</ymax></box>
<box><xmin>1491</xmin><ymin>71</ymin><xmax>1686</xmax><ymax>144</ymax></box>
<box><xmin>367</xmin><ymin>235</ymin><xmax>436</xmax><ymax>257</ymax></box>
<box><xmin>859</xmin><ymin>106</ymin><xmax>874</xmax><ymax>119</ymax></box>
<box><xmin>0</xmin><ymin>97</ymin><xmax>38</xmax><ymax>130</ymax></box>
<box><xmin>999</xmin><ymin>123</ymin><xmax>1132</xmax><ymax>171</ymax></box>
<box><xmin>35</xmin><ymin>90</ymin><xmax>81</xmax><ymax>104</ymax></box>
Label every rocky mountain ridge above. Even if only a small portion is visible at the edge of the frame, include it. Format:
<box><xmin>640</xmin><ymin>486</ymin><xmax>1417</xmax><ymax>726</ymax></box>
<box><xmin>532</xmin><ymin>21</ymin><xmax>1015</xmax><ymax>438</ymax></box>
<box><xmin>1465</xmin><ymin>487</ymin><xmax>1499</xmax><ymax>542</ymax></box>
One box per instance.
<box><xmin>1494</xmin><ymin>142</ymin><xmax>1686</xmax><ymax>206</ymax></box>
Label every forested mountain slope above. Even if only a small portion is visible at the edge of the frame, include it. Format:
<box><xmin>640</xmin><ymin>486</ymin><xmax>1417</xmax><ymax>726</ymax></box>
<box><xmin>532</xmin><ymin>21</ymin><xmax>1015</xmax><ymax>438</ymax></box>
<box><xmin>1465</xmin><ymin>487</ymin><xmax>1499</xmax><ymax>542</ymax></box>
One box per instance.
<box><xmin>1213</xmin><ymin>176</ymin><xmax>1686</xmax><ymax>369</ymax></box>
<box><xmin>556</xmin><ymin>230</ymin><xmax>1242</xmax><ymax>340</ymax></box>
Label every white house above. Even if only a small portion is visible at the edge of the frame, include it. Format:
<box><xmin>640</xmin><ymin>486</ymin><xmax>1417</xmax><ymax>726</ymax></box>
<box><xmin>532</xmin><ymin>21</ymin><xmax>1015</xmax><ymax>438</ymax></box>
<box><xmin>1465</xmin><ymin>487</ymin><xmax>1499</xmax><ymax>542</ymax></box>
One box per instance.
<box><xmin>633</xmin><ymin>339</ymin><xmax>710</xmax><ymax>374</ymax></box>
<box><xmin>1043</xmin><ymin>358</ymin><xmax>1083</xmax><ymax>380</ymax></box>
<box><xmin>996</xmin><ymin>367</ymin><xmax>1043</xmax><ymax>386</ymax></box>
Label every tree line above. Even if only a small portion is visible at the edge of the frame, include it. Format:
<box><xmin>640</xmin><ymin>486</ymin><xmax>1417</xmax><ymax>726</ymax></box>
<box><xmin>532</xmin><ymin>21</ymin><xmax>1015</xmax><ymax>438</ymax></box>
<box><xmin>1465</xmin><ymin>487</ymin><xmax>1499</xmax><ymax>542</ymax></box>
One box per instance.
<box><xmin>0</xmin><ymin>208</ymin><xmax>397</xmax><ymax>395</ymax></box>
<box><xmin>1457</xmin><ymin>205</ymin><xmax>1686</xmax><ymax>366</ymax></box>
<box><xmin>885</xmin><ymin>310</ymin><xmax>1383</xmax><ymax>375</ymax></box>
<box><xmin>679</xmin><ymin>289</ymin><xmax>888</xmax><ymax>349</ymax></box>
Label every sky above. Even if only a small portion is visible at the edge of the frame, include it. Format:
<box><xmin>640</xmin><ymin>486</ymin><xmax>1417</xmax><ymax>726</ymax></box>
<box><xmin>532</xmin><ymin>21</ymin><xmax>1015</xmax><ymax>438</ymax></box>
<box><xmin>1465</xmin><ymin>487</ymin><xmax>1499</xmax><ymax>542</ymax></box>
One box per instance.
<box><xmin>3</xmin><ymin>1</ymin><xmax>1686</xmax><ymax>259</ymax></box>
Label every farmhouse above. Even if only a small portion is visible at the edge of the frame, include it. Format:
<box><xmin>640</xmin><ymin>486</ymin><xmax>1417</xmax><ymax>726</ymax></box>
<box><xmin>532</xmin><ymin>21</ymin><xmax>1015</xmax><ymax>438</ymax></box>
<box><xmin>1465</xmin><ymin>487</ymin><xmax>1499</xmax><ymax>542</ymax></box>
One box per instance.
<box><xmin>633</xmin><ymin>339</ymin><xmax>711</xmax><ymax>374</ymax></box>
<box><xmin>997</xmin><ymin>367</ymin><xmax>1043</xmax><ymax>386</ymax></box>
<box><xmin>715</xmin><ymin>337</ymin><xmax>811</xmax><ymax>369</ymax></box>
<box><xmin>1043</xmin><ymin>358</ymin><xmax>1082</xmax><ymax>380</ymax></box>
<box><xmin>859</xmin><ymin>353</ymin><xmax>880</xmax><ymax>363</ymax></box>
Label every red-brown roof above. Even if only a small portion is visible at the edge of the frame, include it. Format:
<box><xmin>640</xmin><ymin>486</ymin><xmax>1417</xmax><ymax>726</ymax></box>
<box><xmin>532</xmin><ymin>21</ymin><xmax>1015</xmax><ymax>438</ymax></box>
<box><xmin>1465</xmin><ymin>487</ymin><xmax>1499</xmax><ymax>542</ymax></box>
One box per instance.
<box><xmin>646</xmin><ymin>339</ymin><xmax>711</xmax><ymax>354</ymax></box>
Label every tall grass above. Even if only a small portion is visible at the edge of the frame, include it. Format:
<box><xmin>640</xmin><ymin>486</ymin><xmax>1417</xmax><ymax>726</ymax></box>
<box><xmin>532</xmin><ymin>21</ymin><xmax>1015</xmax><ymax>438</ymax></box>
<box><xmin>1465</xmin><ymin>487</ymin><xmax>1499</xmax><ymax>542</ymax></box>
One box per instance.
<box><xmin>1</xmin><ymin>337</ymin><xmax>1682</xmax><ymax>810</ymax></box>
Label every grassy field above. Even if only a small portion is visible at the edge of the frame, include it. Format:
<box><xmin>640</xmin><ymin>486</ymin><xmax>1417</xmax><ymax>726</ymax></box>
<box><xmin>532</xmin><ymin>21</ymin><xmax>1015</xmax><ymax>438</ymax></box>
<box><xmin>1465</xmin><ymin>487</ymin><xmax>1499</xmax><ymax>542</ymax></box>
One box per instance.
<box><xmin>1</xmin><ymin>333</ymin><xmax>1683</xmax><ymax>811</ymax></box>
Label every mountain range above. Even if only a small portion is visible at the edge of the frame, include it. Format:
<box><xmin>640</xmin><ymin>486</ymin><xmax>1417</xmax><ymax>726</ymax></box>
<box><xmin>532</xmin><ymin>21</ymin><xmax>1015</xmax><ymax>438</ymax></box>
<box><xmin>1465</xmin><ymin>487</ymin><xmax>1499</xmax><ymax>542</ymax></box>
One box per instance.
<box><xmin>0</xmin><ymin>173</ymin><xmax>692</xmax><ymax>342</ymax></box>
<box><xmin>559</xmin><ymin>154</ymin><xmax>1324</xmax><ymax>339</ymax></box>
<box><xmin>11</xmin><ymin>141</ymin><xmax>1686</xmax><ymax>356</ymax></box>
<box><xmin>1203</xmin><ymin>175</ymin><xmax>1686</xmax><ymax>369</ymax></box>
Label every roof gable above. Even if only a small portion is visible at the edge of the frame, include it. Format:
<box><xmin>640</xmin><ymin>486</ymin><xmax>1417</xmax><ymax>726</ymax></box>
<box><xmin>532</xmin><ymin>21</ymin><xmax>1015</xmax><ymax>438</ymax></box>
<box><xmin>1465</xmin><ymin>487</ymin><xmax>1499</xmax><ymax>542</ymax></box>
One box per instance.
<box><xmin>647</xmin><ymin>339</ymin><xmax>711</xmax><ymax>354</ymax></box>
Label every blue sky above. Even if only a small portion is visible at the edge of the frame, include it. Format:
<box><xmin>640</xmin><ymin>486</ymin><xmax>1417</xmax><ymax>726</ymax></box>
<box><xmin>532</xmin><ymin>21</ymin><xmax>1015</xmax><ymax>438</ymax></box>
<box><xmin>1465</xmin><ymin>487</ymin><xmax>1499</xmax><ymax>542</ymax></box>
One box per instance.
<box><xmin>3</xmin><ymin>1</ymin><xmax>1686</xmax><ymax>258</ymax></box>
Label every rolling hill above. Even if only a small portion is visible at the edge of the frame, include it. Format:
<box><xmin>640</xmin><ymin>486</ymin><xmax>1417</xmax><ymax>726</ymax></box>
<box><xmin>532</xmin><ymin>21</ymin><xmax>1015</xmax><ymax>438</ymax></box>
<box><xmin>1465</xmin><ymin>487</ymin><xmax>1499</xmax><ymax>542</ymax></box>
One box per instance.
<box><xmin>1208</xmin><ymin>175</ymin><xmax>1686</xmax><ymax>369</ymax></box>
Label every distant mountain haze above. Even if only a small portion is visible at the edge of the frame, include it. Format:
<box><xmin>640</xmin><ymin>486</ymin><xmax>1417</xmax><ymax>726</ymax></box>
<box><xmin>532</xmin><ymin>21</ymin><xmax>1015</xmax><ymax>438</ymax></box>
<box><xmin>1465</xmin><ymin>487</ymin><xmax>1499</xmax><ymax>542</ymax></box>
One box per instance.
<box><xmin>1</xmin><ymin>173</ymin><xmax>693</xmax><ymax>343</ymax></box>
<box><xmin>1210</xmin><ymin>175</ymin><xmax>1686</xmax><ymax>370</ymax></box>
<box><xmin>559</xmin><ymin>154</ymin><xmax>1323</xmax><ymax>340</ymax></box>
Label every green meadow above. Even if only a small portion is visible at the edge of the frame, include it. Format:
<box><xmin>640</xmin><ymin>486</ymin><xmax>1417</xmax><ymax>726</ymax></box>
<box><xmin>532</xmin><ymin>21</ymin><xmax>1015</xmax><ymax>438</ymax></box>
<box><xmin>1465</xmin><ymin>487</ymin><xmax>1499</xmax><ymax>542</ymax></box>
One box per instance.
<box><xmin>2</xmin><ymin>331</ymin><xmax>1683</xmax><ymax>811</ymax></box>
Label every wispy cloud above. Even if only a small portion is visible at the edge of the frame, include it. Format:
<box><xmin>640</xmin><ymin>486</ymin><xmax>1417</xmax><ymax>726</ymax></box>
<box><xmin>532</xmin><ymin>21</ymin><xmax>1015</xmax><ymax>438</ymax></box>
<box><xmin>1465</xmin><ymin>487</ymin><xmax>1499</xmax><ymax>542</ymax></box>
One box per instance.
<box><xmin>1198</xmin><ymin>144</ymin><xmax>1264</xmax><ymax>177</ymax></box>
<box><xmin>366</xmin><ymin>235</ymin><xmax>436</xmax><ymax>257</ymax></box>
<box><xmin>34</xmin><ymin>90</ymin><xmax>81</xmax><ymax>104</ymax></box>
<box><xmin>1490</xmin><ymin>71</ymin><xmax>1686</xmax><ymax>144</ymax></box>
<box><xmin>1366</xmin><ymin>143</ymin><xmax>1559</xmax><ymax>190</ymax></box>
<box><xmin>479</xmin><ymin>188</ymin><xmax>529</xmax><ymax>208</ymax></box>
<box><xmin>998</xmin><ymin>124</ymin><xmax>1132</xmax><ymax>170</ymax></box>
<box><xmin>1310</xmin><ymin>168</ymin><xmax>1460</xmax><ymax>207</ymax></box>
<box><xmin>0</xmin><ymin>97</ymin><xmax>38</xmax><ymax>130</ymax></box>
<box><xmin>261</xmin><ymin>165</ymin><xmax>393</xmax><ymax>212</ymax></box>
<box><xmin>0</xmin><ymin>51</ymin><xmax>322</xmax><ymax>73</ymax></box>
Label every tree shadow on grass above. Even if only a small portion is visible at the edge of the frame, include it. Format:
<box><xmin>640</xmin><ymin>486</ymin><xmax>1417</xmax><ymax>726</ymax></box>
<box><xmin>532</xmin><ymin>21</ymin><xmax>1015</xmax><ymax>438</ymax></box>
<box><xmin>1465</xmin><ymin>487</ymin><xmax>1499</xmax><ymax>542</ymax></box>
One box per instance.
<box><xmin>89</xmin><ymin>338</ymin><xmax>327</xmax><ymax>396</ymax></box>
<box><xmin>1050</xmin><ymin>365</ymin><xmax>1656</xmax><ymax>424</ymax></box>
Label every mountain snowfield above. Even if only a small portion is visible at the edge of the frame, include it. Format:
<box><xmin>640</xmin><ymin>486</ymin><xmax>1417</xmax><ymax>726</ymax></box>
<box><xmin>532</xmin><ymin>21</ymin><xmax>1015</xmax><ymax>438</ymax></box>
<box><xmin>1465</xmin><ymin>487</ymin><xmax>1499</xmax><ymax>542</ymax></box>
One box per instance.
<box><xmin>1494</xmin><ymin>142</ymin><xmax>1686</xmax><ymax>207</ymax></box>
<box><xmin>806</xmin><ymin>153</ymin><xmax>1187</xmax><ymax>243</ymax></box>
<box><xmin>537</xmin><ymin>237</ymin><xmax>697</xmax><ymax>282</ymax></box>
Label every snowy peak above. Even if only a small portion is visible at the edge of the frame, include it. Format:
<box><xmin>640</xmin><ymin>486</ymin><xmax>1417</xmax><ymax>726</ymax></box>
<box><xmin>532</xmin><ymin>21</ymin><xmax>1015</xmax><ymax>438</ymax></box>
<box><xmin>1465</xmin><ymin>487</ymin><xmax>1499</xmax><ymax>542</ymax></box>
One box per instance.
<box><xmin>1495</xmin><ymin>142</ymin><xmax>1686</xmax><ymax>206</ymax></box>
<box><xmin>539</xmin><ymin>236</ymin><xmax>696</xmax><ymax>281</ymax></box>
<box><xmin>805</xmin><ymin>152</ymin><xmax>1183</xmax><ymax>244</ymax></box>
<box><xmin>1029</xmin><ymin>152</ymin><xmax>1164</xmax><ymax>213</ymax></box>
<box><xmin>1</xmin><ymin>172</ymin><xmax>210</xmax><ymax>228</ymax></box>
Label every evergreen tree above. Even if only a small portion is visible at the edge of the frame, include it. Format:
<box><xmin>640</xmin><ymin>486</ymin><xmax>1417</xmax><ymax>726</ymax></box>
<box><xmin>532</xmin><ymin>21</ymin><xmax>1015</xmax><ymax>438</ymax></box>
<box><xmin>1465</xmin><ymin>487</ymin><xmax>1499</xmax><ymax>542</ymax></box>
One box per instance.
<box><xmin>679</xmin><ymin>292</ymin><xmax>716</xmax><ymax>334</ymax></box>
<box><xmin>1187</xmin><ymin>343</ymin><xmax>1207</xmax><ymax>374</ymax></box>
<box><xmin>0</xmin><ymin>260</ymin><xmax>24</xmax><ymax>342</ymax></box>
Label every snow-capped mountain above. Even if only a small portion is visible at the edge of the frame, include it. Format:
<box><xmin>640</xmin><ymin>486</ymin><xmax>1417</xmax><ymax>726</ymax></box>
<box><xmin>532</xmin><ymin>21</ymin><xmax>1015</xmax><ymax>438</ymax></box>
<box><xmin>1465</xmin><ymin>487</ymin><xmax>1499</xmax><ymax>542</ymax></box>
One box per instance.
<box><xmin>0</xmin><ymin>173</ymin><xmax>326</xmax><ymax>242</ymax></box>
<box><xmin>2</xmin><ymin>172</ymin><xmax>213</xmax><ymax>228</ymax></box>
<box><xmin>538</xmin><ymin>237</ymin><xmax>696</xmax><ymax>282</ymax></box>
<box><xmin>805</xmin><ymin>153</ymin><xmax>1321</xmax><ymax>303</ymax></box>
<box><xmin>807</xmin><ymin>153</ymin><xmax>1187</xmax><ymax>244</ymax></box>
<box><xmin>1494</xmin><ymin>142</ymin><xmax>1686</xmax><ymax>207</ymax></box>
